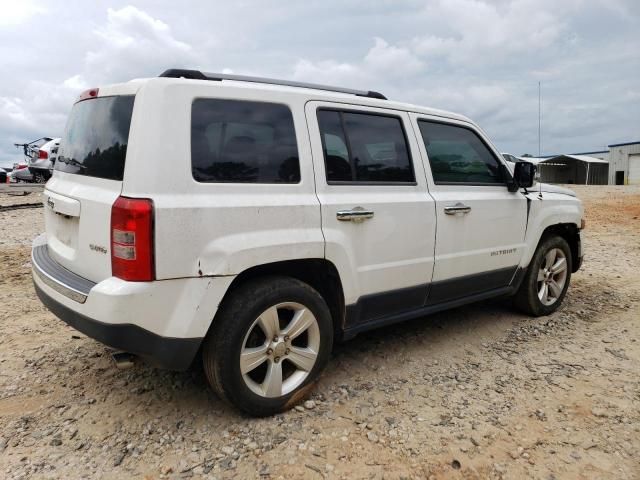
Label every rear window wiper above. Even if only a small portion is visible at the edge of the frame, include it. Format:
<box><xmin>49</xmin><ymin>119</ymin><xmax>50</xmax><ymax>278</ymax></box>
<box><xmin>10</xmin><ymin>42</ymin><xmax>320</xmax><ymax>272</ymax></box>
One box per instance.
<box><xmin>57</xmin><ymin>156</ymin><xmax>87</xmax><ymax>169</ymax></box>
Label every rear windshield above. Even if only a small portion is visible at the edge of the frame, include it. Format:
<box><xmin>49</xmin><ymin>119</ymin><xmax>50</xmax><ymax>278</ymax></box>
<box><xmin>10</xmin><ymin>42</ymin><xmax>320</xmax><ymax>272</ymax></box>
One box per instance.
<box><xmin>56</xmin><ymin>95</ymin><xmax>135</xmax><ymax>181</ymax></box>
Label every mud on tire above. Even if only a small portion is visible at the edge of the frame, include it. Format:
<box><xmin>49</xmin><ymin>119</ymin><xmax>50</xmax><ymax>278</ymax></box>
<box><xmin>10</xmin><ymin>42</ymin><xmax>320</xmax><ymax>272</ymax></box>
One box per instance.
<box><xmin>202</xmin><ymin>276</ymin><xmax>333</xmax><ymax>417</ymax></box>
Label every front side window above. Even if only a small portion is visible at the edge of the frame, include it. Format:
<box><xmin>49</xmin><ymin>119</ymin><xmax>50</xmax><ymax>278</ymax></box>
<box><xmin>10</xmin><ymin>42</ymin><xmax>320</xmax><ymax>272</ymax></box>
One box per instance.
<box><xmin>318</xmin><ymin>109</ymin><xmax>414</xmax><ymax>183</ymax></box>
<box><xmin>418</xmin><ymin>121</ymin><xmax>504</xmax><ymax>184</ymax></box>
<box><xmin>191</xmin><ymin>99</ymin><xmax>300</xmax><ymax>183</ymax></box>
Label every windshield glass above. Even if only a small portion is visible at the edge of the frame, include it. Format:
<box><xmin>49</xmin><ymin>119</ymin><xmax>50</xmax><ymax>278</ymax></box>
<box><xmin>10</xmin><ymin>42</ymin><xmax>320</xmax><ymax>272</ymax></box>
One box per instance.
<box><xmin>56</xmin><ymin>95</ymin><xmax>135</xmax><ymax>180</ymax></box>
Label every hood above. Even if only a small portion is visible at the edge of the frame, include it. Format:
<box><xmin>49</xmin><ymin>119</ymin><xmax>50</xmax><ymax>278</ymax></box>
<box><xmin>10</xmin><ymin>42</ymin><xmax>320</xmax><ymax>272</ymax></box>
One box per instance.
<box><xmin>533</xmin><ymin>183</ymin><xmax>576</xmax><ymax>197</ymax></box>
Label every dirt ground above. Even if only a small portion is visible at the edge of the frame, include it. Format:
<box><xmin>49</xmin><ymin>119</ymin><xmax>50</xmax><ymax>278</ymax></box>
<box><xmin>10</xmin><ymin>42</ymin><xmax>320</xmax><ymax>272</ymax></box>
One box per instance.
<box><xmin>1</xmin><ymin>186</ymin><xmax>638</xmax><ymax>480</ymax></box>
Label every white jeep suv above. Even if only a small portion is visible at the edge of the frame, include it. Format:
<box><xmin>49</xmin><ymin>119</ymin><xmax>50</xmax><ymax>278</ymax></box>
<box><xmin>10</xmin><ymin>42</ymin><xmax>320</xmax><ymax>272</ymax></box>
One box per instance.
<box><xmin>32</xmin><ymin>69</ymin><xmax>584</xmax><ymax>416</ymax></box>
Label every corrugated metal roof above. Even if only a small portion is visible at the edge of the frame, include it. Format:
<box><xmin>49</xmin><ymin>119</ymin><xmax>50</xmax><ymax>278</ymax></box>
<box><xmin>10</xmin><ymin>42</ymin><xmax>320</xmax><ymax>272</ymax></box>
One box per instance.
<box><xmin>518</xmin><ymin>157</ymin><xmax>548</xmax><ymax>164</ymax></box>
<box><xmin>540</xmin><ymin>154</ymin><xmax>609</xmax><ymax>164</ymax></box>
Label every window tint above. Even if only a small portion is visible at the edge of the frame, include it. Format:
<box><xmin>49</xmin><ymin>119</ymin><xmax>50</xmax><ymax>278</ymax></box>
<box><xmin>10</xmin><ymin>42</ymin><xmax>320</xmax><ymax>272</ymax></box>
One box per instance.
<box><xmin>418</xmin><ymin>121</ymin><xmax>504</xmax><ymax>184</ymax></box>
<box><xmin>317</xmin><ymin>110</ymin><xmax>352</xmax><ymax>182</ymax></box>
<box><xmin>317</xmin><ymin>109</ymin><xmax>414</xmax><ymax>183</ymax></box>
<box><xmin>56</xmin><ymin>96</ymin><xmax>135</xmax><ymax>181</ymax></box>
<box><xmin>191</xmin><ymin>99</ymin><xmax>300</xmax><ymax>183</ymax></box>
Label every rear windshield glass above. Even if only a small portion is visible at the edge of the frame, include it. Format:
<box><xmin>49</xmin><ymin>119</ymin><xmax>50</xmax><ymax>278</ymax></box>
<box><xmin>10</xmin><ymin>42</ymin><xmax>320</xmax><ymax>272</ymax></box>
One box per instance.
<box><xmin>55</xmin><ymin>96</ymin><xmax>135</xmax><ymax>181</ymax></box>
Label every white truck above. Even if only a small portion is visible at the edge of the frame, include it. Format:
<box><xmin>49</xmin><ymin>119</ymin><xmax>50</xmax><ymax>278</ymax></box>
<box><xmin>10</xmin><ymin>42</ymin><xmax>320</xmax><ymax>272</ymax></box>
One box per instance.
<box><xmin>32</xmin><ymin>70</ymin><xmax>584</xmax><ymax>416</ymax></box>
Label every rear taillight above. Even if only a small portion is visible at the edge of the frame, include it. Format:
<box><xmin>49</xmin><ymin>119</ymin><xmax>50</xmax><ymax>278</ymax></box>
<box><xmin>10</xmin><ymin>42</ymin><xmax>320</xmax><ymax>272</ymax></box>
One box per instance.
<box><xmin>38</xmin><ymin>150</ymin><xmax>48</xmax><ymax>159</ymax></box>
<box><xmin>110</xmin><ymin>196</ymin><xmax>155</xmax><ymax>281</ymax></box>
<box><xmin>16</xmin><ymin>165</ymin><xmax>27</xmax><ymax>170</ymax></box>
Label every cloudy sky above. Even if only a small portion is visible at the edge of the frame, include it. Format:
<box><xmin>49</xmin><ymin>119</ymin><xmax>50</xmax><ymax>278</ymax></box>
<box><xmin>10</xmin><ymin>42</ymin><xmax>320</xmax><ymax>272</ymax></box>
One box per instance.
<box><xmin>1</xmin><ymin>0</ymin><xmax>639</xmax><ymax>167</ymax></box>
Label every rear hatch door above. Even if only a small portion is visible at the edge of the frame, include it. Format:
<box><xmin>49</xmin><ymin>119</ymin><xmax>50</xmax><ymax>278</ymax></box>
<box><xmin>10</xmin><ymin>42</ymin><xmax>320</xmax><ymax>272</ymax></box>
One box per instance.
<box><xmin>44</xmin><ymin>93</ymin><xmax>136</xmax><ymax>283</ymax></box>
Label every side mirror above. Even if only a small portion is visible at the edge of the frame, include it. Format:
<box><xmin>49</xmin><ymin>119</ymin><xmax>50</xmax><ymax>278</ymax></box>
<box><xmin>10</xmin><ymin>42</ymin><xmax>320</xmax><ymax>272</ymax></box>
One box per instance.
<box><xmin>508</xmin><ymin>161</ymin><xmax>536</xmax><ymax>192</ymax></box>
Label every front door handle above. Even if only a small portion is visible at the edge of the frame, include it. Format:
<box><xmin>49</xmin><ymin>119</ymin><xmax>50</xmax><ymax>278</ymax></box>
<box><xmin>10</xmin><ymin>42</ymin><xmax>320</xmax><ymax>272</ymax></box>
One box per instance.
<box><xmin>337</xmin><ymin>206</ymin><xmax>374</xmax><ymax>223</ymax></box>
<box><xmin>444</xmin><ymin>202</ymin><xmax>472</xmax><ymax>215</ymax></box>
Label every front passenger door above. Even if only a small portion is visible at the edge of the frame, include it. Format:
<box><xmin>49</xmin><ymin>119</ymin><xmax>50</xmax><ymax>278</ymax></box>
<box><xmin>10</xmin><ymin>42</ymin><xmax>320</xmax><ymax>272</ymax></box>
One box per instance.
<box><xmin>411</xmin><ymin>115</ymin><xmax>528</xmax><ymax>304</ymax></box>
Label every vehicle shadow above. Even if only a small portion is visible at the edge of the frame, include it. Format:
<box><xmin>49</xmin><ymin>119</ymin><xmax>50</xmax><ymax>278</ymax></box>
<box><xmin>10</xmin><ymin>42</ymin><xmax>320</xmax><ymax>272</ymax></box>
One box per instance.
<box><xmin>77</xmin><ymin>296</ymin><xmax>523</xmax><ymax>424</ymax></box>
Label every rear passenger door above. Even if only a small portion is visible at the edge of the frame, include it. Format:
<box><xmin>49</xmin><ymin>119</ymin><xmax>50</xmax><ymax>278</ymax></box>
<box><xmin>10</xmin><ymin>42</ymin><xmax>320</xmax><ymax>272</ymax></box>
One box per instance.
<box><xmin>306</xmin><ymin>102</ymin><xmax>436</xmax><ymax>329</ymax></box>
<box><xmin>410</xmin><ymin>114</ymin><xmax>527</xmax><ymax>304</ymax></box>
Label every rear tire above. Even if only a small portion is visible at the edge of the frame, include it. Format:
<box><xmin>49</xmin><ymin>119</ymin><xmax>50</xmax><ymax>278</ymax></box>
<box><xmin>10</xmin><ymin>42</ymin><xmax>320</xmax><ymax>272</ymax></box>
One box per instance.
<box><xmin>514</xmin><ymin>235</ymin><xmax>572</xmax><ymax>316</ymax></box>
<box><xmin>202</xmin><ymin>276</ymin><xmax>333</xmax><ymax>417</ymax></box>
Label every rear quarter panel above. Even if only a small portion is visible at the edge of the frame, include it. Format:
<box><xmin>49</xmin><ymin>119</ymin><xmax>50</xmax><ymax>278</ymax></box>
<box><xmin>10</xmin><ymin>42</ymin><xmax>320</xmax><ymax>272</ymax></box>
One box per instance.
<box><xmin>121</xmin><ymin>79</ymin><xmax>324</xmax><ymax>280</ymax></box>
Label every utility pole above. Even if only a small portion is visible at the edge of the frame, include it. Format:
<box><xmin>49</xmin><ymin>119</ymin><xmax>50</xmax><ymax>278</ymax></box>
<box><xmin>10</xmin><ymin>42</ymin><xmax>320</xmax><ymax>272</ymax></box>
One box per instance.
<box><xmin>538</xmin><ymin>81</ymin><xmax>541</xmax><ymax>157</ymax></box>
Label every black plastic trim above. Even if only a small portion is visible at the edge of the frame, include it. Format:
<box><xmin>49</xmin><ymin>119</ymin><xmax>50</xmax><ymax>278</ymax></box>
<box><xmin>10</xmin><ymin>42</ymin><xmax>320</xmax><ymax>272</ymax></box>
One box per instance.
<box><xmin>33</xmin><ymin>244</ymin><xmax>95</xmax><ymax>297</ymax></box>
<box><xmin>358</xmin><ymin>91</ymin><xmax>387</xmax><ymax>100</ymax></box>
<box><xmin>159</xmin><ymin>69</ymin><xmax>208</xmax><ymax>80</ymax></box>
<box><xmin>433</xmin><ymin>181</ymin><xmax>508</xmax><ymax>187</ymax></box>
<box><xmin>427</xmin><ymin>266</ymin><xmax>517</xmax><ymax>305</ymax></box>
<box><xmin>159</xmin><ymin>69</ymin><xmax>387</xmax><ymax>100</ymax></box>
<box><xmin>34</xmin><ymin>282</ymin><xmax>202</xmax><ymax>371</ymax></box>
<box><xmin>344</xmin><ymin>283</ymin><xmax>428</xmax><ymax>328</ymax></box>
<box><xmin>326</xmin><ymin>181</ymin><xmax>418</xmax><ymax>186</ymax></box>
<box><xmin>342</xmin><ymin>285</ymin><xmax>515</xmax><ymax>340</ymax></box>
<box><xmin>573</xmin><ymin>231</ymin><xmax>583</xmax><ymax>272</ymax></box>
<box><xmin>342</xmin><ymin>266</ymin><xmax>524</xmax><ymax>338</ymax></box>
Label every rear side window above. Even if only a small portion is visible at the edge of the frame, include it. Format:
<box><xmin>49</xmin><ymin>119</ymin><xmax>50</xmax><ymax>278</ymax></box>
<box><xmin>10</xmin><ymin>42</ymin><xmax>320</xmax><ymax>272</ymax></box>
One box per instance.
<box><xmin>56</xmin><ymin>96</ymin><xmax>135</xmax><ymax>181</ymax></box>
<box><xmin>191</xmin><ymin>99</ymin><xmax>300</xmax><ymax>183</ymax></box>
<box><xmin>318</xmin><ymin>109</ymin><xmax>414</xmax><ymax>183</ymax></box>
<box><xmin>418</xmin><ymin>121</ymin><xmax>504</xmax><ymax>184</ymax></box>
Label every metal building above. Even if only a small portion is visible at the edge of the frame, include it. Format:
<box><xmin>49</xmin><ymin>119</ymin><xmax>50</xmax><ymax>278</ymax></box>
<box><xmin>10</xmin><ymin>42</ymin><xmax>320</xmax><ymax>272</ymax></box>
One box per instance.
<box><xmin>537</xmin><ymin>155</ymin><xmax>609</xmax><ymax>185</ymax></box>
<box><xmin>607</xmin><ymin>141</ymin><xmax>640</xmax><ymax>185</ymax></box>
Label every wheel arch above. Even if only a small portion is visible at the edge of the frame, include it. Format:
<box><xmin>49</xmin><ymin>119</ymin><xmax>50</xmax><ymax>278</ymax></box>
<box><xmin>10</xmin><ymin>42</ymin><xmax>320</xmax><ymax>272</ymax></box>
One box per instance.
<box><xmin>211</xmin><ymin>258</ymin><xmax>346</xmax><ymax>341</ymax></box>
<box><xmin>537</xmin><ymin>223</ymin><xmax>581</xmax><ymax>273</ymax></box>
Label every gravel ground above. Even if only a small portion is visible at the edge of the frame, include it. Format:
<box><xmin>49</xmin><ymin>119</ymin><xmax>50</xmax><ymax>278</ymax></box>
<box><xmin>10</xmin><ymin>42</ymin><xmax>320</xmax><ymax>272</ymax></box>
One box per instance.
<box><xmin>1</xmin><ymin>186</ymin><xmax>639</xmax><ymax>479</ymax></box>
<box><xmin>0</xmin><ymin>191</ymin><xmax>43</xmax><ymax>248</ymax></box>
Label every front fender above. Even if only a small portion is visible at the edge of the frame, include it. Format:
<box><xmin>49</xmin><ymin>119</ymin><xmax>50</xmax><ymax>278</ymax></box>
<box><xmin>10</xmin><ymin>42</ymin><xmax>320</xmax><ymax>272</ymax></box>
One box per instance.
<box><xmin>521</xmin><ymin>192</ymin><xmax>583</xmax><ymax>268</ymax></box>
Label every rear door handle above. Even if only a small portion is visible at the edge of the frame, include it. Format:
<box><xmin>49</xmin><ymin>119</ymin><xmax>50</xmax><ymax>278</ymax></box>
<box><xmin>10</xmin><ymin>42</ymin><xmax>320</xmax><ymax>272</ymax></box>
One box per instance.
<box><xmin>336</xmin><ymin>207</ymin><xmax>374</xmax><ymax>223</ymax></box>
<box><xmin>444</xmin><ymin>202</ymin><xmax>471</xmax><ymax>215</ymax></box>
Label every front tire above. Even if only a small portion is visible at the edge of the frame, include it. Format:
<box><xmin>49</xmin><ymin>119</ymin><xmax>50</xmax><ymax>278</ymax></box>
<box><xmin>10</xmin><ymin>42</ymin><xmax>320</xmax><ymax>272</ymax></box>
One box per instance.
<box><xmin>202</xmin><ymin>276</ymin><xmax>333</xmax><ymax>416</ymax></box>
<box><xmin>514</xmin><ymin>235</ymin><xmax>572</xmax><ymax>316</ymax></box>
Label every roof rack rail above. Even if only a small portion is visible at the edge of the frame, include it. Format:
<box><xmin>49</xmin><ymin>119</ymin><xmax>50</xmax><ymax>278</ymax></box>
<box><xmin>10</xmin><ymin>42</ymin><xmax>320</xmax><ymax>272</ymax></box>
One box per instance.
<box><xmin>159</xmin><ymin>68</ymin><xmax>387</xmax><ymax>100</ymax></box>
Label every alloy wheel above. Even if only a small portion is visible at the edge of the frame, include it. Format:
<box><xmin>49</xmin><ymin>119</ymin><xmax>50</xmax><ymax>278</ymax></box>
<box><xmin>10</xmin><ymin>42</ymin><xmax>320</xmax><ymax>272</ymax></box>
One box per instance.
<box><xmin>537</xmin><ymin>247</ymin><xmax>568</xmax><ymax>306</ymax></box>
<box><xmin>240</xmin><ymin>302</ymin><xmax>320</xmax><ymax>398</ymax></box>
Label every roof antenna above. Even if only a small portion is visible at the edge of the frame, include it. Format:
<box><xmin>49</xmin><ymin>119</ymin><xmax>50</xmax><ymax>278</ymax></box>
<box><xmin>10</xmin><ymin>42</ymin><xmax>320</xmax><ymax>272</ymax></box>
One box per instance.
<box><xmin>538</xmin><ymin>81</ymin><xmax>543</xmax><ymax>199</ymax></box>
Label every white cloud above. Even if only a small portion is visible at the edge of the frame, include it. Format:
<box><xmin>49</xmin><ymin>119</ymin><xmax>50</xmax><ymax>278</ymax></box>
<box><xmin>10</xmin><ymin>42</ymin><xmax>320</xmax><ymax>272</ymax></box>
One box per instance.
<box><xmin>292</xmin><ymin>59</ymin><xmax>368</xmax><ymax>88</ymax></box>
<box><xmin>292</xmin><ymin>37</ymin><xmax>423</xmax><ymax>91</ymax></box>
<box><xmin>412</xmin><ymin>0</ymin><xmax>569</xmax><ymax>66</ymax></box>
<box><xmin>0</xmin><ymin>0</ymin><xmax>638</xmax><ymax>164</ymax></box>
<box><xmin>0</xmin><ymin>0</ymin><xmax>45</xmax><ymax>26</ymax></box>
<box><xmin>364</xmin><ymin>37</ymin><xmax>424</xmax><ymax>74</ymax></box>
<box><xmin>84</xmin><ymin>6</ymin><xmax>197</xmax><ymax>84</ymax></box>
<box><xmin>63</xmin><ymin>75</ymin><xmax>88</xmax><ymax>90</ymax></box>
<box><xmin>0</xmin><ymin>5</ymin><xmax>198</xmax><ymax>165</ymax></box>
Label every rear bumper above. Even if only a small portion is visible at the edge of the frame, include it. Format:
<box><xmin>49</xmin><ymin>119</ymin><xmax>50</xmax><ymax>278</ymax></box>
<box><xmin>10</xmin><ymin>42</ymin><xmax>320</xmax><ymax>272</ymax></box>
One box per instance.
<box><xmin>31</xmin><ymin>237</ymin><xmax>234</xmax><ymax>370</ymax></box>
<box><xmin>13</xmin><ymin>169</ymin><xmax>32</xmax><ymax>181</ymax></box>
<box><xmin>34</xmin><ymin>281</ymin><xmax>200</xmax><ymax>370</ymax></box>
